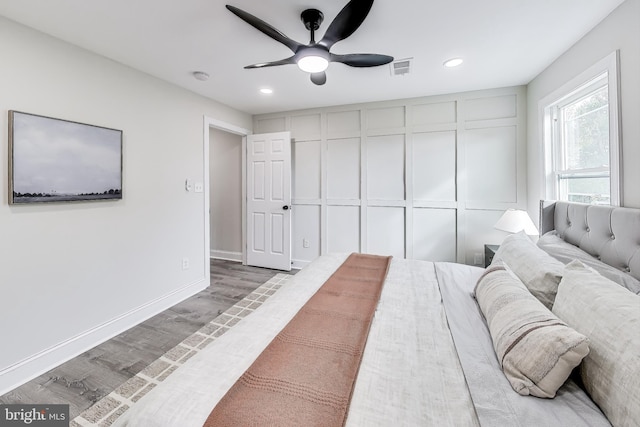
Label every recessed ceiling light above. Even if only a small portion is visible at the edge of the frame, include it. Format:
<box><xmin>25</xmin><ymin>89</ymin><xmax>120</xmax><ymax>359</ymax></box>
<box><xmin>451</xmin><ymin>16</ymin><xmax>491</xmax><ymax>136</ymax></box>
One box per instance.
<box><xmin>193</xmin><ymin>71</ymin><xmax>210</xmax><ymax>81</ymax></box>
<box><xmin>443</xmin><ymin>58</ymin><xmax>463</xmax><ymax>68</ymax></box>
<box><xmin>260</xmin><ymin>88</ymin><xmax>273</xmax><ymax>95</ymax></box>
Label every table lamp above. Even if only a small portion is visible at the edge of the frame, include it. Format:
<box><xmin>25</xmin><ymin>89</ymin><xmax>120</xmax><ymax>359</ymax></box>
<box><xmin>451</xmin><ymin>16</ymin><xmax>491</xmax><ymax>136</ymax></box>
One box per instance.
<box><xmin>494</xmin><ymin>209</ymin><xmax>538</xmax><ymax>235</ymax></box>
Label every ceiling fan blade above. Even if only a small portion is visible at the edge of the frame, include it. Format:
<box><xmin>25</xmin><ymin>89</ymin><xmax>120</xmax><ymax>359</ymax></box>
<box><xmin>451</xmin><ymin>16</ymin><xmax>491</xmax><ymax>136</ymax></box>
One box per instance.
<box><xmin>319</xmin><ymin>0</ymin><xmax>374</xmax><ymax>49</ymax></box>
<box><xmin>226</xmin><ymin>5</ymin><xmax>303</xmax><ymax>53</ymax></box>
<box><xmin>245</xmin><ymin>56</ymin><xmax>297</xmax><ymax>69</ymax></box>
<box><xmin>310</xmin><ymin>72</ymin><xmax>327</xmax><ymax>85</ymax></box>
<box><xmin>330</xmin><ymin>53</ymin><xmax>393</xmax><ymax>67</ymax></box>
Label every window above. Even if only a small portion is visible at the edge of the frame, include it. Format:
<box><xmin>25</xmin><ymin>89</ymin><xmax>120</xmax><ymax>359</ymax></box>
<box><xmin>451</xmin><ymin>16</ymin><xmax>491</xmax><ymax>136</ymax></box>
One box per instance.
<box><xmin>542</xmin><ymin>51</ymin><xmax>621</xmax><ymax>205</ymax></box>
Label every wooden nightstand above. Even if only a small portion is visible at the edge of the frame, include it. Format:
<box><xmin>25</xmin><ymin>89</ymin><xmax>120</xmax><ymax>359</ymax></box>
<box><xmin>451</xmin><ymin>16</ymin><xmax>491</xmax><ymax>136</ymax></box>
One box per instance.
<box><xmin>484</xmin><ymin>244</ymin><xmax>499</xmax><ymax>267</ymax></box>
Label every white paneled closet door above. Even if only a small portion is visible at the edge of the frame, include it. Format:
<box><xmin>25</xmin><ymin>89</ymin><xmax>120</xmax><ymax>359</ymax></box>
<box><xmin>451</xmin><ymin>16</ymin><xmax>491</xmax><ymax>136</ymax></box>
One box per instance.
<box><xmin>246</xmin><ymin>132</ymin><xmax>292</xmax><ymax>271</ymax></box>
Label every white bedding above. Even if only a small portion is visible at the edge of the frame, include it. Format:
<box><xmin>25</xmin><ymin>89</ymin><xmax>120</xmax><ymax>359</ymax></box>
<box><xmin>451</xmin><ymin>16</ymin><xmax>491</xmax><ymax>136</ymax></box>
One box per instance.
<box><xmin>347</xmin><ymin>258</ymin><xmax>478</xmax><ymax>426</ymax></box>
<box><xmin>436</xmin><ymin>263</ymin><xmax>610</xmax><ymax>427</ymax></box>
<box><xmin>114</xmin><ymin>254</ymin><xmax>611</xmax><ymax>427</ymax></box>
<box><xmin>115</xmin><ymin>254</ymin><xmax>479</xmax><ymax>426</ymax></box>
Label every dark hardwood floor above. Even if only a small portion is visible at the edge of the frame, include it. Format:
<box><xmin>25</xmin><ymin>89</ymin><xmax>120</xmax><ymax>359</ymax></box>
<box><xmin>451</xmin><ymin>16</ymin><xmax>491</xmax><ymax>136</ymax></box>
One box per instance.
<box><xmin>0</xmin><ymin>259</ymin><xmax>292</xmax><ymax>419</ymax></box>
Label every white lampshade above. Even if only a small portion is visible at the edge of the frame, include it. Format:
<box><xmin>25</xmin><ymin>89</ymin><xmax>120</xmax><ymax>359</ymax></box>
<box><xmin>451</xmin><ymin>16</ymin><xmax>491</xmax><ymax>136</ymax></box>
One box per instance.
<box><xmin>494</xmin><ymin>209</ymin><xmax>538</xmax><ymax>235</ymax></box>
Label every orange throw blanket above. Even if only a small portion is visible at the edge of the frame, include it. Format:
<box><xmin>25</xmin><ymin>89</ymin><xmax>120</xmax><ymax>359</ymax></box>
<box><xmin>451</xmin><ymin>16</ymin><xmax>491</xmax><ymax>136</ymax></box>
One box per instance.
<box><xmin>203</xmin><ymin>253</ymin><xmax>392</xmax><ymax>427</ymax></box>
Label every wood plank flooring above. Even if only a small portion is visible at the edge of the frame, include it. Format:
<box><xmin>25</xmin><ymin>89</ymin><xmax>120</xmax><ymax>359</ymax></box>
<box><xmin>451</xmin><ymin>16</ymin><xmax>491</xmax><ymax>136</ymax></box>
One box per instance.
<box><xmin>0</xmin><ymin>259</ymin><xmax>293</xmax><ymax>419</ymax></box>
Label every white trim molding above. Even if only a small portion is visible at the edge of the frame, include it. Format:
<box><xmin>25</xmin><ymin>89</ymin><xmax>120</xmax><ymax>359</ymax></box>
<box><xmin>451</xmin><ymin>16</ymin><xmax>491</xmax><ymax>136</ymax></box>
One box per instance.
<box><xmin>539</xmin><ymin>50</ymin><xmax>621</xmax><ymax>206</ymax></box>
<box><xmin>292</xmin><ymin>259</ymin><xmax>310</xmax><ymax>270</ymax></box>
<box><xmin>210</xmin><ymin>250</ymin><xmax>242</xmax><ymax>262</ymax></box>
<box><xmin>203</xmin><ymin>116</ymin><xmax>251</xmax><ymax>271</ymax></box>
<box><xmin>0</xmin><ymin>278</ymin><xmax>208</xmax><ymax>396</ymax></box>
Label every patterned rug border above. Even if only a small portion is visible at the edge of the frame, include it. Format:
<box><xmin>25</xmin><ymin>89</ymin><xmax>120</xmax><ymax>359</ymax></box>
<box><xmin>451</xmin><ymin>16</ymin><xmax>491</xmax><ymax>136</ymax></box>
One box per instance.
<box><xmin>70</xmin><ymin>273</ymin><xmax>291</xmax><ymax>427</ymax></box>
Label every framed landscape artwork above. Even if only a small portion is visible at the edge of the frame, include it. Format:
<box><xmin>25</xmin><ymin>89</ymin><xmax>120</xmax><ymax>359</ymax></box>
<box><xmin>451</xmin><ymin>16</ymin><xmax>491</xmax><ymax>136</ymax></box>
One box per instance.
<box><xmin>9</xmin><ymin>111</ymin><xmax>123</xmax><ymax>204</ymax></box>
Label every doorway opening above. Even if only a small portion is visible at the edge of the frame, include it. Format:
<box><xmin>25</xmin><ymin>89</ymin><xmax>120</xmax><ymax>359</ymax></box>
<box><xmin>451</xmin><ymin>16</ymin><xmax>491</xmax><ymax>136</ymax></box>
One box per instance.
<box><xmin>203</xmin><ymin>117</ymin><xmax>292</xmax><ymax>272</ymax></box>
<box><xmin>203</xmin><ymin>117</ymin><xmax>250</xmax><ymax>271</ymax></box>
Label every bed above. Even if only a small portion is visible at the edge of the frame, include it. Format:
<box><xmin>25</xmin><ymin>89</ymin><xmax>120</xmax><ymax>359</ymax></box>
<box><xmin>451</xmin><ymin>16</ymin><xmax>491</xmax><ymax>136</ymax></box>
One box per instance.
<box><xmin>114</xmin><ymin>201</ymin><xmax>640</xmax><ymax>427</ymax></box>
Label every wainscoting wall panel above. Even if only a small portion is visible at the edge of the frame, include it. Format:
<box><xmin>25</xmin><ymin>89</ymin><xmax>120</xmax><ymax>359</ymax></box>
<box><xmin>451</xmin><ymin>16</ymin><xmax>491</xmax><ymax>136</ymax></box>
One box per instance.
<box><xmin>327</xmin><ymin>206</ymin><xmax>360</xmax><ymax>253</ymax></box>
<box><xmin>412</xmin><ymin>131</ymin><xmax>456</xmax><ymax>202</ymax></box>
<box><xmin>367</xmin><ymin>206</ymin><xmax>405</xmax><ymax>258</ymax></box>
<box><xmin>327</xmin><ymin>138</ymin><xmax>360</xmax><ymax>200</ymax></box>
<box><xmin>367</xmin><ymin>135</ymin><xmax>405</xmax><ymax>201</ymax></box>
<box><xmin>291</xmin><ymin>114</ymin><xmax>321</xmax><ymax>139</ymax></box>
<box><xmin>293</xmin><ymin>140</ymin><xmax>321</xmax><ymax>200</ymax></box>
<box><xmin>256</xmin><ymin>117</ymin><xmax>287</xmax><ymax>134</ymax></box>
<box><xmin>413</xmin><ymin>208</ymin><xmax>457</xmax><ymax>262</ymax></box>
<box><xmin>466</xmin><ymin>94</ymin><xmax>517</xmax><ymax>122</ymax></box>
<box><xmin>412</xmin><ymin>101</ymin><xmax>457</xmax><ymax>126</ymax></box>
<box><xmin>465</xmin><ymin>126</ymin><xmax>517</xmax><ymax>203</ymax></box>
<box><xmin>328</xmin><ymin>110</ymin><xmax>361</xmax><ymax>135</ymax></box>
<box><xmin>254</xmin><ymin>86</ymin><xmax>527</xmax><ymax>267</ymax></box>
<box><xmin>292</xmin><ymin>204</ymin><xmax>321</xmax><ymax>263</ymax></box>
<box><xmin>367</xmin><ymin>106</ymin><xmax>405</xmax><ymax>130</ymax></box>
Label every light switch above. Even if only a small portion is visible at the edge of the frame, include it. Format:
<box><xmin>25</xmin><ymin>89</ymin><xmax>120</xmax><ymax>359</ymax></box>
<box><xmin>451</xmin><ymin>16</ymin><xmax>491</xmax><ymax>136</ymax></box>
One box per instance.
<box><xmin>185</xmin><ymin>179</ymin><xmax>193</xmax><ymax>192</ymax></box>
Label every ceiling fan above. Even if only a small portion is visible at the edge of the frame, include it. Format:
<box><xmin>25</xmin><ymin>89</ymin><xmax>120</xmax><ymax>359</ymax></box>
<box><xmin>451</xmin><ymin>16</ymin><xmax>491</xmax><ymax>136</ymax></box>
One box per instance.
<box><xmin>226</xmin><ymin>0</ymin><xmax>393</xmax><ymax>85</ymax></box>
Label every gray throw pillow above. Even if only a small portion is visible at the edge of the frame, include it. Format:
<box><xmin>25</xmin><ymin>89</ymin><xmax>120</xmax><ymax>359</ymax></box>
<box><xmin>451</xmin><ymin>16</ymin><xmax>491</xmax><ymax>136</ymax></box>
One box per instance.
<box><xmin>492</xmin><ymin>231</ymin><xmax>564</xmax><ymax>309</ymax></box>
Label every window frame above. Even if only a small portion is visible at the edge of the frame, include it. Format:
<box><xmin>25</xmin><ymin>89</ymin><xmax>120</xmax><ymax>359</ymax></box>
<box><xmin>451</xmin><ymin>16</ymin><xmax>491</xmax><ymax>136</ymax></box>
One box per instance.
<box><xmin>540</xmin><ymin>51</ymin><xmax>622</xmax><ymax>206</ymax></box>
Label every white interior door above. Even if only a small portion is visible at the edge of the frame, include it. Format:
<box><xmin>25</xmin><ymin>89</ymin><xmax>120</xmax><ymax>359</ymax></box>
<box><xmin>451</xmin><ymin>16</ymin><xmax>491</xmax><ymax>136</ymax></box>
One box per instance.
<box><xmin>246</xmin><ymin>131</ymin><xmax>292</xmax><ymax>271</ymax></box>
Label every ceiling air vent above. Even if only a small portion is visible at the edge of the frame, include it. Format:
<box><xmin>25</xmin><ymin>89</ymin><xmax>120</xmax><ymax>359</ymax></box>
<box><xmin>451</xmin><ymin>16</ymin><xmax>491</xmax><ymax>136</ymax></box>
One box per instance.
<box><xmin>390</xmin><ymin>58</ymin><xmax>412</xmax><ymax>77</ymax></box>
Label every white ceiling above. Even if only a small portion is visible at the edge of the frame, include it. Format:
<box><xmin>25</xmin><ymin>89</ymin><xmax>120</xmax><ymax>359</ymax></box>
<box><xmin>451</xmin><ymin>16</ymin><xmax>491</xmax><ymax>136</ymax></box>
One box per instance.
<box><xmin>0</xmin><ymin>0</ymin><xmax>626</xmax><ymax>115</ymax></box>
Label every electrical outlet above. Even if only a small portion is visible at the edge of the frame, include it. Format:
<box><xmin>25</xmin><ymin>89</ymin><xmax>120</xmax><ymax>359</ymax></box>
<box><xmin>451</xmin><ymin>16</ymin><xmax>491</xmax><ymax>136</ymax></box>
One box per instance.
<box><xmin>473</xmin><ymin>253</ymin><xmax>483</xmax><ymax>265</ymax></box>
<box><xmin>182</xmin><ymin>257</ymin><xmax>190</xmax><ymax>270</ymax></box>
<box><xmin>303</xmin><ymin>238</ymin><xmax>310</xmax><ymax>248</ymax></box>
<box><xmin>194</xmin><ymin>182</ymin><xmax>203</xmax><ymax>193</ymax></box>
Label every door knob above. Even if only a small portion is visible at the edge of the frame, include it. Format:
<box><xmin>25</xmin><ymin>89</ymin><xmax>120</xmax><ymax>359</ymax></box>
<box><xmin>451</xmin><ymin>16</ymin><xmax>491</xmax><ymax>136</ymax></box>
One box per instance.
<box><xmin>282</xmin><ymin>205</ymin><xmax>290</xmax><ymax>210</ymax></box>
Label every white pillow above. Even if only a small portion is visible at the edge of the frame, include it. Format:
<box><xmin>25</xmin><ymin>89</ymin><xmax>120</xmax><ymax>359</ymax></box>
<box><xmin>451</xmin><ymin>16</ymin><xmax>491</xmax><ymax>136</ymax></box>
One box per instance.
<box><xmin>553</xmin><ymin>260</ymin><xmax>640</xmax><ymax>427</ymax></box>
<box><xmin>493</xmin><ymin>231</ymin><xmax>564</xmax><ymax>309</ymax></box>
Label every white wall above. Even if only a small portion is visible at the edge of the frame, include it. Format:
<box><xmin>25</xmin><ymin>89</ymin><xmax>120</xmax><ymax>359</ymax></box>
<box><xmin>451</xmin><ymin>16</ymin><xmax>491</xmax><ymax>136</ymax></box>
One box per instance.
<box><xmin>209</xmin><ymin>128</ymin><xmax>243</xmax><ymax>261</ymax></box>
<box><xmin>527</xmin><ymin>0</ymin><xmax>640</xmax><ymax>219</ymax></box>
<box><xmin>254</xmin><ymin>86</ymin><xmax>527</xmax><ymax>267</ymax></box>
<box><xmin>0</xmin><ymin>17</ymin><xmax>252</xmax><ymax>393</ymax></box>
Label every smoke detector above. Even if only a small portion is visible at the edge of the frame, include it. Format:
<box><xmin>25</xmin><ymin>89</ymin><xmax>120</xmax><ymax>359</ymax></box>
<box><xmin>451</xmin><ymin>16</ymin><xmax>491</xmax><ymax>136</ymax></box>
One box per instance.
<box><xmin>390</xmin><ymin>58</ymin><xmax>412</xmax><ymax>77</ymax></box>
<box><xmin>193</xmin><ymin>71</ymin><xmax>210</xmax><ymax>81</ymax></box>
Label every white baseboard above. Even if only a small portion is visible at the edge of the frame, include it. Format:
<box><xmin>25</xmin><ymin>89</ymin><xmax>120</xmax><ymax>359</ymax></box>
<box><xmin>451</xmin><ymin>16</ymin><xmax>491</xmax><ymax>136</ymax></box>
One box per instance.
<box><xmin>291</xmin><ymin>259</ymin><xmax>310</xmax><ymax>270</ymax></box>
<box><xmin>210</xmin><ymin>250</ymin><xmax>242</xmax><ymax>262</ymax></box>
<box><xmin>0</xmin><ymin>277</ymin><xmax>208</xmax><ymax>396</ymax></box>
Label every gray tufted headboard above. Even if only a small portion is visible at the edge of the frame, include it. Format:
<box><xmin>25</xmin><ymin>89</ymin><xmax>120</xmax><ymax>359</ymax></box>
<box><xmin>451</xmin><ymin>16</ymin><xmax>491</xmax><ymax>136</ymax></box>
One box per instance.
<box><xmin>539</xmin><ymin>200</ymin><xmax>640</xmax><ymax>282</ymax></box>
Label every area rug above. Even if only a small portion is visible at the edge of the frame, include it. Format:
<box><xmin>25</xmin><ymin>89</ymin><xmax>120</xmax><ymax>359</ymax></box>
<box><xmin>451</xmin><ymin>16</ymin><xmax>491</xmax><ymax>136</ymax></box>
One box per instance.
<box><xmin>70</xmin><ymin>273</ymin><xmax>291</xmax><ymax>427</ymax></box>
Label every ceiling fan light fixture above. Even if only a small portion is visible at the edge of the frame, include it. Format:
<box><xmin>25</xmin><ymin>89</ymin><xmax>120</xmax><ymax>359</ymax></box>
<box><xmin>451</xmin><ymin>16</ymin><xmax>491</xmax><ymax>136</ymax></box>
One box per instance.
<box><xmin>297</xmin><ymin>55</ymin><xmax>329</xmax><ymax>73</ymax></box>
<box><xmin>226</xmin><ymin>2</ymin><xmax>393</xmax><ymax>85</ymax></box>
